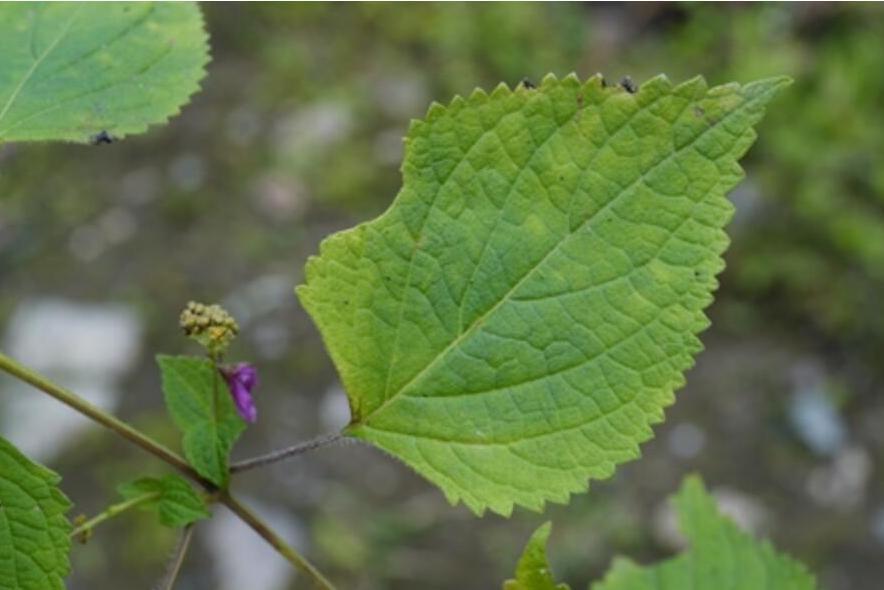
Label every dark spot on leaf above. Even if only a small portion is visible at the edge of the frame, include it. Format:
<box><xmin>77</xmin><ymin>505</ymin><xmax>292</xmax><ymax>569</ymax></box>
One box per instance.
<box><xmin>620</xmin><ymin>76</ymin><xmax>638</xmax><ymax>94</ymax></box>
<box><xmin>520</xmin><ymin>78</ymin><xmax>536</xmax><ymax>90</ymax></box>
<box><xmin>693</xmin><ymin>106</ymin><xmax>705</xmax><ymax>118</ymax></box>
<box><xmin>89</xmin><ymin>130</ymin><xmax>115</xmax><ymax>145</ymax></box>
<box><xmin>576</xmin><ymin>93</ymin><xmax>584</xmax><ymax>107</ymax></box>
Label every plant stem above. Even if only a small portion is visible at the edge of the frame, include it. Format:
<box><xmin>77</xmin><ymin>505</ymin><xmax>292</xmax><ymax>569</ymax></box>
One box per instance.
<box><xmin>1</xmin><ymin>351</ymin><xmax>336</xmax><ymax>588</ymax></box>
<box><xmin>230</xmin><ymin>432</ymin><xmax>344</xmax><ymax>473</ymax></box>
<box><xmin>155</xmin><ymin>524</ymin><xmax>195</xmax><ymax>590</ymax></box>
<box><xmin>0</xmin><ymin>352</ymin><xmax>214</xmax><ymax>489</ymax></box>
<box><xmin>71</xmin><ymin>491</ymin><xmax>160</xmax><ymax>540</ymax></box>
<box><xmin>220</xmin><ymin>492</ymin><xmax>336</xmax><ymax>590</ymax></box>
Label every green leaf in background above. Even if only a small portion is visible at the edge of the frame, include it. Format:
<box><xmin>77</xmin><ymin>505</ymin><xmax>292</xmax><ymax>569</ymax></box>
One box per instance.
<box><xmin>503</xmin><ymin>522</ymin><xmax>569</xmax><ymax>590</ymax></box>
<box><xmin>298</xmin><ymin>73</ymin><xmax>790</xmax><ymax>515</ymax></box>
<box><xmin>0</xmin><ymin>436</ymin><xmax>71</xmax><ymax>590</ymax></box>
<box><xmin>118</xmin><ymin>474</ymin><xmax>210</xmax><ymax>528</ymax></box>
<box><xmin>505</xmin><ymin>476</ymin><xmax>816</xmax><ymax>590</ymax></box>
<box><xmin>157</xmin><ymin>355</ymin><xmax>246</xmax><ymax>487</ymax></box>
<box><xmin>590</xmin><ymin>476</ymin><xmax>817</xmax><ymax>590</ymax></box>
<box><xmin>0</xmin><ymin>2</ymin><xmax>208</xmax><ymax>143</ymax></box>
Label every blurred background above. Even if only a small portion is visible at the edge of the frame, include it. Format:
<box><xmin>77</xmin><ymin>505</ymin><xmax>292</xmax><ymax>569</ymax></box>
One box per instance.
<box><xmin>1</xmin><ymin>3</ymin><xmax>883</xmax><ymax>589</ymax></box>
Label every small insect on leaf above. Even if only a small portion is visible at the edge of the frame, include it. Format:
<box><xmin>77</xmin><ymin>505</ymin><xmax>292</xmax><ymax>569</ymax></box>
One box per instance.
<box><xmin>619</xmin><ymin>76</ymin><xmax>638</xmax><ymax>93</ymax></box>
<box><xmin>520</xmin><ymin>78</ymin><xmax>537</xmax><ymax>89</ymax></box>
<box><xmin>89</xmin><ymin>130</ymin><xmax>115</xmax><ymax>145</ymax></box>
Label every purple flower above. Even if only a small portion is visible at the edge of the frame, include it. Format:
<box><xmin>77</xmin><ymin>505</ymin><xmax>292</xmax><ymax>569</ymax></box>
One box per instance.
<box><xmin>220</xmin><ymin>363</ymin><xmax>258</xmax><ymax>423</ymax></box>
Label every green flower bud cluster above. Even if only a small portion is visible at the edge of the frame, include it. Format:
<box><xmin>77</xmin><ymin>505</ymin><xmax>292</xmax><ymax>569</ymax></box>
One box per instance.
<box><xmin>179</xmin><ymin>301</ymin><xmax>239</xmax><ymax>356</ymax></box>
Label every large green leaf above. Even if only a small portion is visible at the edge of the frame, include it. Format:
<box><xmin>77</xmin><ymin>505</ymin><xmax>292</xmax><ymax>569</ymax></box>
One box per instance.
<box><xmin>504</xmin><ymin>476</ymin><xmax>816</xmax><ymax>590</ymax></box>
<box><xmin>591</xmin><ymin>476</ymin><xmax>816</xmax><ymax>590</ymax></box>
<box><xmin>298</xmin><ymin>73</ymin><xmax>789</xmax><ymax>515</ymax></box>
<box><xmin>118</xmin><ymin>474</ymin><xmax>210</xmax><ymax>528</ymax></box>
<box><xmin>157</xmin><ymin>355</ymin><xmax>246</xmax><ymax>487</ymax></box>
<box><xmin>0</xmin><ymin>2</ymin><xmax>208</xmax><ymax>143</ymax></box>
<box><xmin>0</xmin><ymin>436</ymin><xmax>71</xmax><ymax>590</ymax></box>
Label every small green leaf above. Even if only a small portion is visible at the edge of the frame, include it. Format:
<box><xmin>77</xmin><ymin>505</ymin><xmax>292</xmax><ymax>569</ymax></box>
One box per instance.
<box><xmin>298</xmin><ymin>74</ymin><xmax>790</xmax><ymax>515</ymax></box>
<box><xmin>118</xmin><ymin>474</ymin><xmax>210</xmax><ymax>528</ymax></box>
<box><xmin>503</xmin><ymin>522</ymin><xmax>569</xmax><ymax>590</ymax></box>
<box><xmin>0</xmin><ymin>436</ymin><xmax>71</xmax><ymax>590</ymax></box>
<box><xmin>157</xmin><ymin>355</ymin><xmax>246</xmax><ymax>487</ymax></box>
<box><xmin>590</xmin><ymin>476</ymin><xmax>817</xmax><ymax>590</ymax></box>
<box><xmin>0</xmin><ymin>2</ymin><xmax>208</xmax><ymax>143</ymax></box>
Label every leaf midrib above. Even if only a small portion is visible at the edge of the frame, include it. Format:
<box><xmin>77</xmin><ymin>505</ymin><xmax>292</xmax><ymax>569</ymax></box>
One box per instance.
<box><xmin>358</xmin><ymin>84</ymin><xmax>672</xmax><ymax>425</ymax></box>
<box><xmin>377</xmin><ymin>81</ymin><xmax>609</xmax><ymax>410</ymax></box>
<box><xmin>355</xmin><ymin>80</ymin><xmax>774</xmax><ymax>429</ymax></box>
<box><xmin>377</xmin><ymin>93</ymin><xmax>553</xmax><ymax>403</ymax></box>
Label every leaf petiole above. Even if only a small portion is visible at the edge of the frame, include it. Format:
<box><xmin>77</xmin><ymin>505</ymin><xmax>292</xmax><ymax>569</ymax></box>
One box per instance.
<box><xmin>230</xmin><ymin>432</ymin><xmax>344</xmax><ymax>473</ymax></box>
<box><xmin>70</xmin><ymin>491</ymin><xmax>160</xmax><ymax>541</ymax></box>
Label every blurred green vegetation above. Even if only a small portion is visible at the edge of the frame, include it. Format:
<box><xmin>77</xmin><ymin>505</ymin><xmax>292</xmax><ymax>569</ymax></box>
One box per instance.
<box><xmin>2</xmin><ymin>4</ymin><xmax>883</xmax><ymax>590</ymax></box>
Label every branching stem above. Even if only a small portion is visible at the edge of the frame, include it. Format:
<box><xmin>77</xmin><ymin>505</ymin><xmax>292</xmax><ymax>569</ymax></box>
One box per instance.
<box><xmin>230</xmin><ymin>432</ymin><xmax>344</xmax><ymax>473</ymax></box>
<box><xmin>0</xmin><ymin>351</ymin><xmax>337</xmax><ymax>590</ymax></box>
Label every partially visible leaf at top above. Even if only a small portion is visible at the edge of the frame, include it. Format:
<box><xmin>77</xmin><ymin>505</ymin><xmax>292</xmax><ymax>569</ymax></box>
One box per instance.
<box><xmin>505</xmin><ymin>476</ymin><xmax>816</xmax><ymax>590</ymax></box>
<box><xmin>298</xmin><ymin>73</ymin><xmax>790</xmax><ymax>516</ymax></box>
<box><xmin>0</xmin><ymin>436</ymin><xmax>71</xmax><ymax>590</ymax></box>
<box><xmin>157</xmin><ymin>355</ymin><xmax>246</xmax><ymax>487</ymax></box>
<box><xmin>590</xmin><ymin>476</ymin><xmax>816</xmax><ymax>590</ymax></box>
<box><xmin>0</xmin><ymin>2</ymin><xmax>208</xmax><ymax>143</ymax></box>
<box><xmin>118</xmin><ymin>474</ymin><xmax>210</xmax><ymax>528</ymax></box>
<box><xmin>503</xmin><ymin>522</ymin><xmax>569</xmax><ymax>590</ymax></box>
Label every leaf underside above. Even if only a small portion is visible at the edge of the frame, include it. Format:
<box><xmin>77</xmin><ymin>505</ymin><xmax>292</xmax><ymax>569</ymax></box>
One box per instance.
<box><xmin>0</xmin><ymin>2</ymin><xmax>208</xmax><ymax>143</ymax></box>
<box><xmin>0</xmin><ymin>436</ymin><xmax>71</xmax><ymax>590</ymax></box>
<box><xmin>298</xmin><ymin>73</ymin><xmax>790</xmax><ymax>515</ymax></box>
<box><xmin>157</xmin><ymin>355</ymin><xmax>246</xmax><ymax>487</ymax></box>
<box><xmin>590</xmin><ymin>476</ymin><xmax>816</xmax><ymax>590</ymax></box>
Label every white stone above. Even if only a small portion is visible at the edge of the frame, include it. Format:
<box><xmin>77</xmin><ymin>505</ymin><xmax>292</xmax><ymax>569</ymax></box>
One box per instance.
<box><xmin>1</xmin><ymin>298</ymin><xmax>142</xmax><ymax>460</ymax></box>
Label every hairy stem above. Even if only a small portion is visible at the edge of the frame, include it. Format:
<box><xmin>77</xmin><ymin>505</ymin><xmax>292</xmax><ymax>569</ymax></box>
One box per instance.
<box><xmin>230</xmin><ymin>432</ymin><xmax>344</xmax><ymax>473</ymax></box>
<box><xmin>71</xmin><ymin>491</ymin><xmax>160</xmax><ymax>540</ymax></box>
<box><xmin>0</xmin><ymin>351</ymin><xmax>212</xmax><ymax>488</ymax></box>
<box><xmin>155</xmin><ymin>525</ymin><xmax>195</xmax><ymax>590</ymax></box>
<box><xmin>220</xmin><ymin>492</ymin><xmax>337</xmax><ymax>590</ymax></box>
